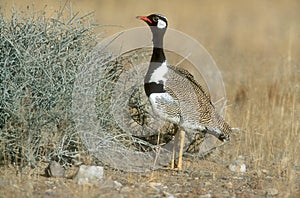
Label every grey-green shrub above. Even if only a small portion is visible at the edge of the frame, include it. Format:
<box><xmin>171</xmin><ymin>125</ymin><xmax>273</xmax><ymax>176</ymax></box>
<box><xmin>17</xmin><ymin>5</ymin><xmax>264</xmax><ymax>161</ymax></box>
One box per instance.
<box><xmin>0</xmin><ymin>8</ymin><xmax>97</xmax><ymax>166</ymax></box>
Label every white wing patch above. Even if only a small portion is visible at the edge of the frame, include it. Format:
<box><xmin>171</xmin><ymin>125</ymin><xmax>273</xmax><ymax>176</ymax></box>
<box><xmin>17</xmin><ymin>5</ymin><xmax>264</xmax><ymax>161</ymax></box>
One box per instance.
<box><xmin>149</xmin><ymin>61</ymin><xmax>168</xmax><ymax>83</ymax></box>
<box><xmin>149</xmin><ymin>93</ymin><xmax>180</xmax><ymax>124</ymax></box>
<box><xmin>157</xmin><ymin>19</ymin><xmax>166</xmax><ymax>29</ymax></box>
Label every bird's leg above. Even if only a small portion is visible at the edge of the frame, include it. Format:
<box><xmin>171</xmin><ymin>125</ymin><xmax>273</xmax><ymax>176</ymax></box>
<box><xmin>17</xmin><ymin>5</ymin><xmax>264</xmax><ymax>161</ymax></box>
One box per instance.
<box><xmin>177</xmin><ymin>130</ymin><xmax>185</xmax><ymax>170</ymax></box>
<box><xmin>171</xmin><ymin>130</ymin><xmax>179</xmax><ymax>169</ymax></box>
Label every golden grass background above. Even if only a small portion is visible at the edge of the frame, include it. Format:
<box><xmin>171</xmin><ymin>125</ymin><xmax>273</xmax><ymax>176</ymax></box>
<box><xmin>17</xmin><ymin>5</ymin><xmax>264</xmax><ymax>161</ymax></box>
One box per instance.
<box><xmin>1</xmin><ymin>0</ymin><xmax>299</xmax><ymax>195</ymax></box>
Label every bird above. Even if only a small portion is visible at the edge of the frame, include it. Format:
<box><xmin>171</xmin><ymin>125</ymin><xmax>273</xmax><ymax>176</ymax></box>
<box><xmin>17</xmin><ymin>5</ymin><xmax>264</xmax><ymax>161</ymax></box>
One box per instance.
<box><xmin>137</xmin><ymin>14</ymin><xmax>231</xmax><ymax>170</ymax></box>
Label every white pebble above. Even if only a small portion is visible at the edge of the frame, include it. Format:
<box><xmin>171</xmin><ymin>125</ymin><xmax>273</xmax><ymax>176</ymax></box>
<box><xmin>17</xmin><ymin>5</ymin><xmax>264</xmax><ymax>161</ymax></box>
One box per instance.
<box><xmin>229</xmin><ymin>160</ymin><xmax>246</xmax><ymax>173</ymax></box>
<box><xmin>74</xmin><ymin>165</ymin><xmax>104</xmax><ymax>185</ymax></box>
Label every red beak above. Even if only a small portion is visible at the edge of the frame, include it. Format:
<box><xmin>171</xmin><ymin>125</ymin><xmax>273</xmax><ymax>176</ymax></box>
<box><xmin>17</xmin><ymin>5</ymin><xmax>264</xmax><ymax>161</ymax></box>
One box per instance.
<box><xmin>136</xmin><ymin>15</ymin><xmax>152</xmax><ymax>24</ymax></box>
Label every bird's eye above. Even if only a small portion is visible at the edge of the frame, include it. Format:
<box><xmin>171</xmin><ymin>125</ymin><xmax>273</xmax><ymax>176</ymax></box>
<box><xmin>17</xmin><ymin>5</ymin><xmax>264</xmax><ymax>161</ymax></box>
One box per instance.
<box><xmin>153</xmin><ymin>16</ymin><xmax>159</xmax><ymax>22</ymax></box>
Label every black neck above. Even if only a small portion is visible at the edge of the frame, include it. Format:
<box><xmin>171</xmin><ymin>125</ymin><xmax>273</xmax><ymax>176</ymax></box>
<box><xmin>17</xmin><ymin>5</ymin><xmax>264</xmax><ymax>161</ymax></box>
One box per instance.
<box><xmin>143</xmin><ymin>27</ymin><xmax>167</xmax><ymax>97</ymax></box>
<box><xmin>150</xmin><ymin>26</ymin><xmax>166</xmax><ymax>59</ymax></box>
<box><xmin>150</xmin><ymin>47</ymin><xmax>166</xmax><ymax>63</ymax></box>
<box><xmin>145</xmin><ymin>29</ymin><xmax>167</xmax><ymax>82</ymax></box>
<box><xmin>150</xmin><ymin>27</ymin><xmax>166</xmax><ymax>64</ymax></box>
<box><xmin>152</xmin><ymin>31</ymin><xmax>164</xmax><ymax>48</ymax></box>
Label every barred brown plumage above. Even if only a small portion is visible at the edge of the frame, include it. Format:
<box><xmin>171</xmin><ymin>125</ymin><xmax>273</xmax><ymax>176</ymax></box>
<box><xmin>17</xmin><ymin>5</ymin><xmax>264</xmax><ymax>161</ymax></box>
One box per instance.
<box><xmin>138</xmin><ymin>13</ymin><xmax>231</xmax><ymax>170</ymax></box>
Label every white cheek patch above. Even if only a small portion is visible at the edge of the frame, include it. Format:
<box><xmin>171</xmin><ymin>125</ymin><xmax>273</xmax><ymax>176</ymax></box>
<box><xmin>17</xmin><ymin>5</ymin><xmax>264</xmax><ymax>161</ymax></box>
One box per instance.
<box><xmin>157</xmin><ymin>19</ymin><xmax>166</xmax><ymax>29</ymax></box>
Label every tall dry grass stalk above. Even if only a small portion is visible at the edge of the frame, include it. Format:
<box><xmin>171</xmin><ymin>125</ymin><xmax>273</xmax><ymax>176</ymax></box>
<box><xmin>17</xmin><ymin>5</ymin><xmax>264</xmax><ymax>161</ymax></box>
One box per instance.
<box><xmin>224</xmin><ymin>24</ymin><xmax>299</xmax><ymax>193</ymax></box>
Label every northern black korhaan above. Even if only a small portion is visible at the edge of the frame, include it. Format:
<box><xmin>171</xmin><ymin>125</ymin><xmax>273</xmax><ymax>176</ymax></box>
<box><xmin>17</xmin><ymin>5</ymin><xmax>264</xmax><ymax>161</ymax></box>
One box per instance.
<box><xmin>137</xmin><ymin>14</ymin><xmax>231</xmax><ymax>170</ymax></box>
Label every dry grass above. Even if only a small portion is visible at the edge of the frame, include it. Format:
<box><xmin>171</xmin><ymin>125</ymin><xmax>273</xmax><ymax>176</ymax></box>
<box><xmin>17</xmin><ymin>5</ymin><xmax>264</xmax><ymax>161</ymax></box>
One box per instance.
<box><xmin>0</xmin><ymin>0</ymin><xmax>299</xmax><ymax>197</ymax></box>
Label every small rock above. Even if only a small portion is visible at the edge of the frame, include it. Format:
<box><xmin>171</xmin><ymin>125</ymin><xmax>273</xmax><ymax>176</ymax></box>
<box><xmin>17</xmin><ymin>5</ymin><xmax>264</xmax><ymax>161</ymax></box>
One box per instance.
<box><xmin>120</xmin><ymin>186</ymin><xmax>132</xmax><ymax>193</ymax></box>
<box><xmin>46</xmin><ymin>161</ymin><xmax>65</xmax><ymax>177</ymax></box>
<box><xmin>162</xmin><ymin>191</ymin><xmax>175</xmax><ymax>198</ymax></box>
<box><xmin>225</xmin><ymin>182</ymin><xmax>233</xmax><ymax>189</ymax></box>
<box><xmin>0</xmin><ymin>179</ymin><xmax>10</xmax><ymax>186</ymax></box>
<box><xmin>229</xmin><ymin>160</ymin><xmax>246</xmax><ymax>173</ymax></box>
<box><xmin>238</xmin><ymin>155</ymin><xmax>245</xmax><ymax>160</ymax></box>
<box><xmin>199</xmin><ymin>194</ymin><xmax>212</xmax><ymax>198</ymax></box>
<box><xmin>148</xmin><ymin>182</ymin><xmax>162</xmax><ymax>188</ymax></box>
<box><xmin>222</xmin><ymin>190</ymin><xmax>230</xmax><ymax>197</ymax></box>
<box><xmin>267</xmin><ymin>188</ymin><xmax>278</xmax><ymax>196</ymax></box>
<box><xmin>74</xmin><ymin>165</ymin><xmax>104</xmax><ymax>185</ymax></box>
<box><xmin>254</xmin><ymin>169</ymin><xmax>261</xmax><ymax>177</ymax></box>
<box><xmin>232</xmin><ymin>176</ymin><xmax>244</xmax><ymax>181</ymax></box>
<box><xmin>113</xmin><ymin>181</ymin><xmax>123</xmax><ymax>190</ymax></box>
<box><xmin>44</xmin><ymin>189</ymin><xmax>58</xmax><ymax>197</ymax></box>
<box><xmin>148</xmin><ymin>182</ymin><xmax>163</xmax><ymax>192</ymax></box>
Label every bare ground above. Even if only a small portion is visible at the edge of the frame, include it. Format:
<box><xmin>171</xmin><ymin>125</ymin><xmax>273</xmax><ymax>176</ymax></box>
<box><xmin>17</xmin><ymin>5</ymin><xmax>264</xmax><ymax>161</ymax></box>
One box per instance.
<box><xmin>1</xmin><ymin>137</ymin><xmax>299</xmax><ymax>198</ymax></box>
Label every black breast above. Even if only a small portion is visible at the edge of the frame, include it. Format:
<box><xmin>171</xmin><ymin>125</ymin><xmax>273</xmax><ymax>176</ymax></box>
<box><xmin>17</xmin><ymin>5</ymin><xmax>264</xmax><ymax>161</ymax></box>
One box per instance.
<box><xmin>144</xmin><ymin>82</ymin><xmax>166</xmax><ymax>97</ymax></box>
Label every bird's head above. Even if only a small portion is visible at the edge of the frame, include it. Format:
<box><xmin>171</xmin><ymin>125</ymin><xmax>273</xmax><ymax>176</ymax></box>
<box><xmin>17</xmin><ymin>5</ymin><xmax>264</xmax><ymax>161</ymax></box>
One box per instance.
<box><xmin>137</xmin><ymin>14</ymin><xmax>168</xmax><ymax>47</ymax></box>
<box><xmin>137</xmin><ymin>14</ymin><xmax>168</xmax><ymax>30</ymax></box>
